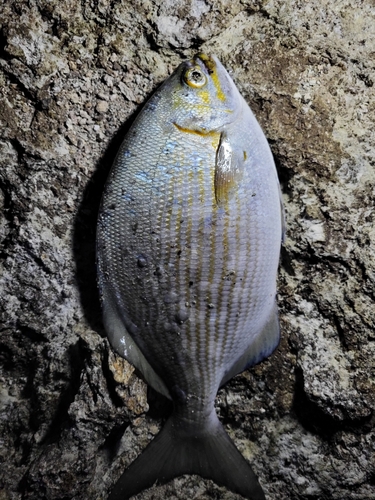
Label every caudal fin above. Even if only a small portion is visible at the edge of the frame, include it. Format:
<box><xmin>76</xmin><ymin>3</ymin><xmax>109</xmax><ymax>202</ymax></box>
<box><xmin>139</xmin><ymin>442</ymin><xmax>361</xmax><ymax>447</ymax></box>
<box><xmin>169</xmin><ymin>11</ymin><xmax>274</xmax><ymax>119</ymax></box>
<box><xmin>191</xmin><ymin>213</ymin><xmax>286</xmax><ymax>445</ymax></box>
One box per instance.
<box><xmin>108</xmin><ymin>412</ymin><xmax>265</xmax><ymax>500</ymax></box>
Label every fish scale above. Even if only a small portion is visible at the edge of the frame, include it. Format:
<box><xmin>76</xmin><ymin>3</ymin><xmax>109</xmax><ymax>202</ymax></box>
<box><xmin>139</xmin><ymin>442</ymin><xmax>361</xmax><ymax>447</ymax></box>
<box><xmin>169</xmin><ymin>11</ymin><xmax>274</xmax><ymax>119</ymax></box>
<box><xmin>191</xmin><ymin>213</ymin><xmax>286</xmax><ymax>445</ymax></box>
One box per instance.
<box><xmin>97</xmin><ymin>54</ymin><xmax>284</xmax><ymax>500</ymax></box>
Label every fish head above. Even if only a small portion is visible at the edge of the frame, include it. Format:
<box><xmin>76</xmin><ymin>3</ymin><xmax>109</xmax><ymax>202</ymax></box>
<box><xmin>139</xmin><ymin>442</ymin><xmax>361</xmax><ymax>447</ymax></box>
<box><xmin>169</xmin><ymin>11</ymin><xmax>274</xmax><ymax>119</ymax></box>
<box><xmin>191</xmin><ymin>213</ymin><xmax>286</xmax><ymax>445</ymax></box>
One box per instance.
<box><xmin>166</xmin><ymin>53</ymin><xmax>242</xmax><ymax>134</ymax></box>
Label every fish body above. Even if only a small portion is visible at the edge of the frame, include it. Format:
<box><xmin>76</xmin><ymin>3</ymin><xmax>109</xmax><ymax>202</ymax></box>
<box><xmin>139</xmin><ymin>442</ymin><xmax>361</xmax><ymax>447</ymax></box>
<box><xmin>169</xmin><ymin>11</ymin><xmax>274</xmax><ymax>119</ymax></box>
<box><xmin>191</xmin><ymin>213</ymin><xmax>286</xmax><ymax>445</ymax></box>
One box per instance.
<box><xmin>97</xmin><ymin>54</ymin><xmax>283</xmax><ymax>500</ymax></box>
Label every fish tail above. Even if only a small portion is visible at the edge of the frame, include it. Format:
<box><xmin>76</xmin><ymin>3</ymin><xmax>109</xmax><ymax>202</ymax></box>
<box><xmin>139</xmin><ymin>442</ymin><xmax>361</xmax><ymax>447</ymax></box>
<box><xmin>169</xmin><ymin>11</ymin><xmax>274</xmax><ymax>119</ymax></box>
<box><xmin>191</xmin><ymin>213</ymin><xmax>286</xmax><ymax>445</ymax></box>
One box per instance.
<box><xmin>108</xmin><ymin>411</ymin><xmax>265</xmax><ymax>500</ymax></box>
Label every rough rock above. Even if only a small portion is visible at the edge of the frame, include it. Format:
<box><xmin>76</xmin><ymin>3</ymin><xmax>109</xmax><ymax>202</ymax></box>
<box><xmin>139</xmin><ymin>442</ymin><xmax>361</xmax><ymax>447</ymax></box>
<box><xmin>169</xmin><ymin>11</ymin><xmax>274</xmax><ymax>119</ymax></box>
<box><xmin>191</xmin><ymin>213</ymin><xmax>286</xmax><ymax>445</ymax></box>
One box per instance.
<box><xmin>0</xmin><ymin>1</ymin><xmax>374</xmax><ymax>499</ymax></box>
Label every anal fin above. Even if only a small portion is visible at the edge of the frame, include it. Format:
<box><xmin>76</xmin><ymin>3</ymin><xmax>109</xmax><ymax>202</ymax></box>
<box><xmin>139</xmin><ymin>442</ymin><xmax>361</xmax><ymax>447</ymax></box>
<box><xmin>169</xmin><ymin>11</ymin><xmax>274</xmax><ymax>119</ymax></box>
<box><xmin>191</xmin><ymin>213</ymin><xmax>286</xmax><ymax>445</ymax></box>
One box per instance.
<box><xmin>101</xmin><ymin>289</ymin><xmax>171</xmax><ymax>400</ymax></box>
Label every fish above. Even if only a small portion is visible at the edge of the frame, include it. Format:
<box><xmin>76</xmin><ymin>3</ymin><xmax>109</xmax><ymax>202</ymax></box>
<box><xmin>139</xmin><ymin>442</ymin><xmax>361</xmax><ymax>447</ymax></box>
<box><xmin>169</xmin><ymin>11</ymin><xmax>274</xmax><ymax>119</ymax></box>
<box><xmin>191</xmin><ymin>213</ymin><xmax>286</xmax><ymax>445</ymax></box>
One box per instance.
<box><xmin>96</xmin><ymin>53</ymin><xmax>284</xmax><ymax>500</ymax></box>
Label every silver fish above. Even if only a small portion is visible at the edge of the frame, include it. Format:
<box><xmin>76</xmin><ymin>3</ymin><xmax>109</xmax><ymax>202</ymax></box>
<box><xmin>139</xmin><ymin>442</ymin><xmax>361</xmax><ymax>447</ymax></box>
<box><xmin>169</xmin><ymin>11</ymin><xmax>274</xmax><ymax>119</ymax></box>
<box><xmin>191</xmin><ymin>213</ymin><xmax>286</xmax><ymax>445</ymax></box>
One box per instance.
<box><xmin>97</xmin><ymin>53</ymin><xmax>284</xmax><ymax>500</ymax></box>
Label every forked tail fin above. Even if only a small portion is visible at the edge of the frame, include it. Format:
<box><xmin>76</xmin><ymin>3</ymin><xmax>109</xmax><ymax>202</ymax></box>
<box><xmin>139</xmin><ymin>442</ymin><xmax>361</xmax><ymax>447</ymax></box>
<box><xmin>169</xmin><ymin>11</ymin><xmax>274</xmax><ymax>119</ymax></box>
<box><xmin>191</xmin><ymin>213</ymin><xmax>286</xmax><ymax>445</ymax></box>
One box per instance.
<box><xmin>108</xmin><ymin>412</ymin><xmax>265</xmax><ymax>500</ymax></box>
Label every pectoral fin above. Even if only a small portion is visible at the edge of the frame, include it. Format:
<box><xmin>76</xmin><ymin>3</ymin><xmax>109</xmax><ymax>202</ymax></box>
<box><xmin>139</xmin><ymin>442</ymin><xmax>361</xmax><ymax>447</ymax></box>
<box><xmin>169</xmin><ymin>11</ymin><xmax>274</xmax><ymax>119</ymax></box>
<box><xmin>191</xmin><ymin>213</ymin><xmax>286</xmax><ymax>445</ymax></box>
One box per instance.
<box><xmin>215</xmin><ymin>132</ymin><xmax>244</xmax><ymax>206</ymax></box>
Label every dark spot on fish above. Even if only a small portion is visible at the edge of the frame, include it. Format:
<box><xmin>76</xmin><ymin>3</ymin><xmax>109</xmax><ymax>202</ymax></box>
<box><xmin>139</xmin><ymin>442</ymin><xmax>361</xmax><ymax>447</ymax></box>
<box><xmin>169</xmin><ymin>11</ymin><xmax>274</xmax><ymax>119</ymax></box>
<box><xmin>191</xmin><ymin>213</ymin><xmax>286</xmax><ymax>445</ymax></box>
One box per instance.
<box><xmin>175</xmin><ymin>308</ymin><xmax>189</xmax><ymax>324</ymax></box>
<box><xmin>177</xmin><ymin>249</ymin><xmax>182</xmax><ymax>257</ymax></box>
<box><xmin>132</xmin><ymin>222</ymin><xmax>138</xmax><ymax>233</ymax></box>
<box><xmin>122</xmin><ymin>189</ymin><xmax>134</xmax><ymax>201</ymax></box>
<box><xmin>154</xmin><ymin>266</ymin><xmax>163</xmax><ymax>276</ymax></box>
<box><xmin>170</xmin><ymin>385</ymin><xmax>187</xmax><ymax>403</ymax></box>
<box><xmin>108</xmin><ymin>203</ymin><xmax>116</xmax><ymax>210</ymax></box>
<box><xmin>189</xmin><ymin>281</ymin><xmax>194</xmax><ymax>287</ymax></box>
<box><xmin>207</xmin><ymin>303</ymin><xmax>215</xmax><ymax>309</ymax></box>
<box><xmin>137</xmin><ymin>254</ymin><xmax>148</xmax><ymax>268</ymax></box>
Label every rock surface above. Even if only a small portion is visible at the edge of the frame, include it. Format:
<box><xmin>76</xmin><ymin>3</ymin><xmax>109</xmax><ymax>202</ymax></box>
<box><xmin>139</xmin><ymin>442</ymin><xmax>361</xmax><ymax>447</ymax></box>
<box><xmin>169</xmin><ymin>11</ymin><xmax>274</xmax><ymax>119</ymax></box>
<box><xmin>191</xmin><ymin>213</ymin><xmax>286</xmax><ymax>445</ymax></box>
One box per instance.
<box><xmin>0</xmin><ymin>1</ymin><xmax>374</xmax><ymax>499</ymax></box>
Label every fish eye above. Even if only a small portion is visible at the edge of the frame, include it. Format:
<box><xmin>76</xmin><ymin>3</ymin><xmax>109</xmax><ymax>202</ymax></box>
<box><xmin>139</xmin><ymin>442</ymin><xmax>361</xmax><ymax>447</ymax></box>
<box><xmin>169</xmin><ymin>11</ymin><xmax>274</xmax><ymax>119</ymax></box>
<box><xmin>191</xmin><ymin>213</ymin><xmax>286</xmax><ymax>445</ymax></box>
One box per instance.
<box><xmin>183</xmin><ymin>67</ymin><xmax>207</xmax><ymax>88</ymax></box>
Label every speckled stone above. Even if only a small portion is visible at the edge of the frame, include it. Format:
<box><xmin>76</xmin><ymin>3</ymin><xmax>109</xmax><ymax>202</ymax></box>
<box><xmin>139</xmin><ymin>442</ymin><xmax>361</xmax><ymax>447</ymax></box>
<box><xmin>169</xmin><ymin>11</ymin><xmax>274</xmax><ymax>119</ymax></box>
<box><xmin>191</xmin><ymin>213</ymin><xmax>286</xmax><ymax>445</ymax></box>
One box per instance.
<box><xmin>0</xmin><ymin>1</ymin><xmax>374</xmax><ymax>499</ymax></box>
